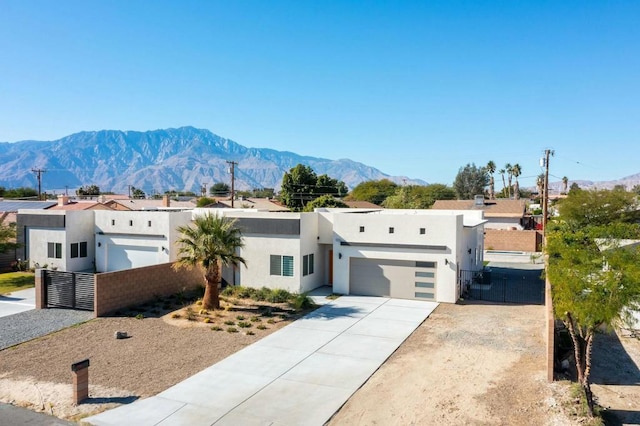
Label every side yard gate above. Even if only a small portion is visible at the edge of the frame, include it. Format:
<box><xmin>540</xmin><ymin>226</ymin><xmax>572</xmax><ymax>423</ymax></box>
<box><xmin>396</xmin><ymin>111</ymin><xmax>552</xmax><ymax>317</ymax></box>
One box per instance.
<box><xmin>460</xmin><ymin>266</ymin><xmax>544</xmax><ymax>305</ymax></box>
<box><xmin>44</xmin><ymin>270</ymin><xmax>95</xmax><ymax>311</ymax></box>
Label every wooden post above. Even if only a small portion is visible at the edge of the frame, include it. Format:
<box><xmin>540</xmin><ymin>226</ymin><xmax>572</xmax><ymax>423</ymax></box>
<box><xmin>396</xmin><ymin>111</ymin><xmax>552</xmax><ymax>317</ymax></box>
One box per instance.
<box><xmin>71</xmin><ymin>359</ymin><xmax>90</xmax><ymax>404</ymax></box>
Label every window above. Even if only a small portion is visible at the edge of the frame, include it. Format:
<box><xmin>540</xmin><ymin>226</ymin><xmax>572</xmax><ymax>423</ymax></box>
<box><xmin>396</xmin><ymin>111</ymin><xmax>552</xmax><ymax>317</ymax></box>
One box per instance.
<box><xmin>70</xmin><ymin>242</ymin><xmax>89</xmax><ymax>259</ymax></box>
<box><xmin>359</xmin><ymin>226</ymin><xmax>365</xmax><ymax>232</ymax></box>
<box><xmin>129</xmin><ymin>220</ymin><xmax>133</xmax><ymax>226</ymax></box>
<box><xmin>389</xmin><ymin>227</ymin><xmax>394</xmax><ymax>234</ymax></box>
<box><xmin>148</xmin><ymin>220</ymin><xmax>152</xmax><ymax>227</ymax></box>
<box><xmin>420</xmin><ymin>228</ymin><xmax>426</xmax><ymax>235</ymax></box>
<box><xmin>415</xmin><ymin>292</ymin><xmax>434</xmax><ymax>299</ymax></box>
<box><xmin>416</xmin><ymin>261</ymin><xmax>436</xmax><ymax>268</ymax></box>
<box><xmin>303</xmin><ymin>253</ymin><xmax>315</xmax><ymax>276</ymax></box>
<box><xmin>270</xmin><ymin>255</ymin><xmax>294</xmax><ymax>277</ymax></box>
<box><xmin>415</xmin><ymin>271</ymin><xmax>435</xmax><ymax>278</ymax></box>
<box><xmin>111</xmin><ymin>219</ymin><xmax>115</xmax><ymax>226</ymax></box>
<box><xmin>47</xmin><ymin>242</ymin><xmax>62</xmax><ymax>259</ymax></box>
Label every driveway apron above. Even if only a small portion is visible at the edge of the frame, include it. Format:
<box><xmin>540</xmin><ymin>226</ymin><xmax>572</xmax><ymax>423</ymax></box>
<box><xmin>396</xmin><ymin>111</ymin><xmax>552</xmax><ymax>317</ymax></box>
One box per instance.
<box><xmin>85</xmin><ymin>295</ymin><xmax>438</xmax><ymax>426</ymax></box>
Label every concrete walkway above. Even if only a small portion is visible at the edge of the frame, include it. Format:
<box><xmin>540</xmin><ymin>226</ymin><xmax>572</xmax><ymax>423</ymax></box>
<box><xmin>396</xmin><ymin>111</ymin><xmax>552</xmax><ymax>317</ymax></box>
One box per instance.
<box><xmin>85</xmin><ymin>295</ymin><xmax>438</xmax><ymax>426</ymax></box>
<box><xmin>0</xmin><ymin>287</ymin><xmax>35</xmax><ymax>318</ymax></box>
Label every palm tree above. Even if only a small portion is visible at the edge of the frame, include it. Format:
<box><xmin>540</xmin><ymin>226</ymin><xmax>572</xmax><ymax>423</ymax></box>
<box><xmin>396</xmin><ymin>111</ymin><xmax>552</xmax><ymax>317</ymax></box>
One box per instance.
<box><xmin>486</xmin><ymin>161</ymin><xmax>496</xmax><ymax>200</ymax></box>
<box><xmin>498</xmin><ymin>168</ymin><xmax>506</xmax><ymax>197</ymax></box>
<box><xmin>174</xmin><ymin>213</ymin><xmax>246</xmax><ymax>309</ymax></box>
<box><xmin>512</xmin><ymin>164</ymin><xmax>522</xmax><ymax>200</ymax></box>
<box><xmin>505</xmin><ymin>163</ymin><xmax>513</xmax><ymax>198</ymax></box>
<box><xmin>562</xmin><ymin>176</ymin><xmax>569</xmax><ymax>194</ymax></box>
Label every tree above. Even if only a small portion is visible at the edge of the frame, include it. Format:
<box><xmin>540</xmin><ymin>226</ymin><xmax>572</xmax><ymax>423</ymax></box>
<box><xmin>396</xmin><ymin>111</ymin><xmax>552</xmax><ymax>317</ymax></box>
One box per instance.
<box><xmin>77</xmin><ymin>185</ymin><xmax>100</xmax><ymax>196</ymax></box>
<box><xmin>0</xmin><ymin>216</ymin><xmax>18</xmax><ymax>254</ymax></box>
<box><xmin>505</xmin><ymin>163</ymin><xmax>513</xmax><ymax>198</ymax></box>
<box><xmin>486</xmin><ymin>161</ymin><xmax>496</xmax><ymax>200</ymax></box>
<box><xmin>498</xmin><ymin>168</ymin><xmax>507</xmax><ymax>197</ymax></box>
<box><xmin>453</xmin><ymin>163</ymin><xmax>489</xmax><ymax>200</ymax></box>
<box><xmin>174</xmin><ymin>214</ymin><xmax>246</xmax><ymax>310</ymax></box>
<box><xmin>303</xmin><ymin>195</ymin><xmax>348</xmax><ymax>211</ymax></box>
<box><xmin>383</xmin><ymin>184</ymin><xmax>456</xmax><ymax>209</ymax></box>
<box><xmin>557</xmin><ymin>188</ymin><xmax>640</xmax><ymax>228</ymax></box>
<box><xmin>547</xmin><ymin>221</ymin><xmax>640</xmax><ymax>415</ymax></box>
<box><xmin>280</xmin><ymin>164</ymin><xmax>347</xmax><ymax>211</ymax></box>
<box><xmin>131</xmin><ymin>186</ymin><xmax>145</xmax><ymax>199</ymax></box>
<box><xmin>511</xmin><ymin>164</ymin><xmax>522</xmax><ymax>200</ymax></box>
<box><xmin>0</xmin><ymin>187</ymin><xmax>38</xmax><ymax>199</ymax></box>
<box><xmin>196</xmin><ymin>197</ymin><xmax>216</xmax><ymax>207</ymax></box>
<box><xmin>209</xmin><ymin>182</ymin><xmax>230</xmax><ymax>197</ymax></box>
<box><xmin>347</xmin><ymin>179</ymin><xmax>398</xmax><ymax>205</ymax></box>
<box><xmin>562</xmin><ymin>176</ymin><xmax>569</xmax><ymax>194</ymax></box>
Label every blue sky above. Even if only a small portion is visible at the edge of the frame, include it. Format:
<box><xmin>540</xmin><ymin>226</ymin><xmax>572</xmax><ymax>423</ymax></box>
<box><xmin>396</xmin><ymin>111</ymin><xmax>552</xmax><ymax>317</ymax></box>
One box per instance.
<box><xmin>1</xmin><ymin>1</ymin><xmax>638</xmax><ymax>188</ymax></box>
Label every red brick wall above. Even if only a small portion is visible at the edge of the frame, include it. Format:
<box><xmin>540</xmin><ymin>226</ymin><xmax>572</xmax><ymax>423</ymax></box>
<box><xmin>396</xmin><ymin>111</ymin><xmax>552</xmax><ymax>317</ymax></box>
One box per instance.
<box><xmin>94</xmin><ymin>262</ymin><xmax>203</xmax><ymax>317</ymax></box>
<box><xmin>484</xmin><ymin>229</ymin><xmax>543</xmax><ymax>252</ymax></box>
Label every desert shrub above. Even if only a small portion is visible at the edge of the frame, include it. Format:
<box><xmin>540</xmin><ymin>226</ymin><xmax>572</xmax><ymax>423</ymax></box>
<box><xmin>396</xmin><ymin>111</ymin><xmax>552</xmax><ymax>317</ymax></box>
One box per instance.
<box><xmin>135</xmin><ymin>313</ymin><xmax>144</xmax><ymax>320</ymax></box>
<box><xmin>256</xmin><ymin>324</ymin><xmax>268</xmax><ymax>330</ymax></box>
<box><xmin>288</xmin><ymin>293</ymin><xmax>316</xmax><ymax>311</ymax></box>
<box><xmin>203</xmin><ymin>318</ymin><xmax>211</xmax><ymax>323</ymax></box>
<box><xmin>267</xmin><ymin>319</ymin><xmax>276</xmax><ymax>324</ymax></box>
<box><xmin>185</xmin><ymin>307</ymin><xmax>197</xmax><ymax>321</ymax></box>
<box><xmin>210</xmin><ymin>326</ymin><xmax>223</xmax><ymax>331</ymax></box>
<box><xmin>267</xmin><ymin>288</ymin><xmax>291</xmax><ymax>303</ymax></box>
<box><xmin>224</xmin><ymin>320</ymin><xmax>235</xmax><ymax>326</ymax></box>
<box><xmin>250</xmin><ymin>316</ymin><xmax>261</xmax><ymax>322</ymax></box>
<box><xmin>236</xmin><ymin>315</ymin><xmax>246</xmax><ymax>321</ymax></box>
<box><xmin>237</xmin><ymin>321</ymin><xmax>252</xmax><ymax>328</ymax></box>
<box><xmin>253</xmin><ymin>287</ymin><xmax>271</xmax><ymax>301</ymax></box>
<box><xmin>171</xmin><ymin>313</ymin><xmax>181</xmax><ymax>319</ymax></box>
<box><xmin>245</xmin><ymin>330</ymin><xmax>255</xmax><ymax>336</ymax></box>
<box><xmin>226</xmin><ymin>327</ymin><xmax>238</xmax><ymax>333</ymax></box>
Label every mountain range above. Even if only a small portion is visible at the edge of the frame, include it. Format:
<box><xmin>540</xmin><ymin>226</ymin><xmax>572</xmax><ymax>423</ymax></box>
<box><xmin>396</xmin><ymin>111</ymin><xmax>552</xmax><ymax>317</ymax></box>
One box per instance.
<box><xmin>0</xmin><ymin>126</ymin><xmax>426</xmax><ymax>195</ymax></box>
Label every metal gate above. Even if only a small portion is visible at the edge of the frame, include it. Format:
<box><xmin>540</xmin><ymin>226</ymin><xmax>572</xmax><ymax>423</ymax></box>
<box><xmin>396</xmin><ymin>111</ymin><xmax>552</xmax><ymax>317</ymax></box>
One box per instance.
<box><xmin>45</xmin><ymin>270</ymin><xmax>95</xmax><ymax>311</ymax></box>
<box><xmin>460</xmin><ymin>266</ymin><xmax>544</xmax><ymax>305</ymax></box>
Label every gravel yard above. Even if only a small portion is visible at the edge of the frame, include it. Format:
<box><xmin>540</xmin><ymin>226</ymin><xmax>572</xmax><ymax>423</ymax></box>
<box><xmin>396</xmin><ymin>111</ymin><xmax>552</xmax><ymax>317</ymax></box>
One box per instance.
<box><xmin>0</xmin><ymin>296</ymin><xmax>306</xmax><ymax>421</ymax></box>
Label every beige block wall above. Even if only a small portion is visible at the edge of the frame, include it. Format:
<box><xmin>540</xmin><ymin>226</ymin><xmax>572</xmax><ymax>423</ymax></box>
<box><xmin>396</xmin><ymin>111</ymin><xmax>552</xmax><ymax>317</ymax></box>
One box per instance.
<box><xmin>94</xmin><ymin>262</ymin><xmax>203</xmax><ymax>317</ymax></box>
<box><xmin>484</xmin><ymin>229</ymin><xmax>543</xmax><ymax>252</ymax></box>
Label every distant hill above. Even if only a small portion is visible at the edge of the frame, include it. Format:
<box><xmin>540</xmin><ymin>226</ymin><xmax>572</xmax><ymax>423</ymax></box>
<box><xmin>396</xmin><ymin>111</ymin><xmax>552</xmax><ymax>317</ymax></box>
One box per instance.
<box><xmin>0</xmin><ymin>126</ymin><xmax>426</xmax><ymax>194</ymax></box>
<box><xmin>547</xmin><ymin>173</ymin><xmax>640</xmax><ymax>192</ymax></box>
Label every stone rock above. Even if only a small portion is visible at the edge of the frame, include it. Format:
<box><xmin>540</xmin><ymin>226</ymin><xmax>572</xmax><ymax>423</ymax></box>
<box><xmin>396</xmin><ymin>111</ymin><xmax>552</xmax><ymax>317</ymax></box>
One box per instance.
<box><xmin>115</xmin><ymin>331</ymin><xmax>128</xmax><ymax>339</ymax></box>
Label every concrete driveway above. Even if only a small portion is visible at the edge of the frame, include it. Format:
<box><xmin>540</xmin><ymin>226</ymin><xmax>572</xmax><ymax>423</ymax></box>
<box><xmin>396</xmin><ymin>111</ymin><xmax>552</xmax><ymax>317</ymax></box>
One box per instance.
<box><xmin>0</xmin><ymin>287</ymin><xmax>35</xmax><ymax>318</ymax></box>
<box><xmin>85</xmin><ymin>295</ymin><xmax>438</xmax><ymax>426</ymax></box>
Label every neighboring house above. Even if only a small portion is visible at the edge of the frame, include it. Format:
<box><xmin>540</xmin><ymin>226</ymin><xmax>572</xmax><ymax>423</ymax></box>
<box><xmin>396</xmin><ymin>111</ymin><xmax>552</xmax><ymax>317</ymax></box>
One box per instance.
<box><xmin>432</xmin><ymin>197</ymin><xmax>527</xmax><ymax>230</ymax></box>
<box><xmin>101</xmin><ymin>195</ymin><xmax>196</xmax><ymax>211</ymax></box>
<box><xmin>201</xmin><ymin>207</ymin><xmax>485</xmax><ymax>303</ymax></box>
<box><xmin>343</xmin><ymin>200</ymin><xmax>382</xmax><ymax>209</ymax></box>
<box><xmin>94</xmin><ymin>210</ymin><xmax>193</xmax><ymax>272</ymax></box>
<box><xmin>49</xmin><ymin>195</ymin><xmax>112</xmax><ymax>211</ymax></box>
<box><xmin>17</xmin><ymin>209</ymin><xmax>96</xmax><ymax>272</ymax></box>
<box><xmin>2</xmin><ymin>199</ymin><xmax>57</xmax><ymax>271</ymax></box>
<box><xmin>211</xmin><ymin>197</ymin><xmax>290</xmax><ymax>212</ymax></box>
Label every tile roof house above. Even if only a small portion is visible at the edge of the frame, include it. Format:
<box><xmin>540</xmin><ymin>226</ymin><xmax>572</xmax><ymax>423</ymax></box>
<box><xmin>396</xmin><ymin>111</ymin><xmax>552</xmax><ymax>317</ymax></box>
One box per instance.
<box><xmin>431</xmin><ymin>197</ymin><xmax>527</xmax><ymax>230</ymax></box>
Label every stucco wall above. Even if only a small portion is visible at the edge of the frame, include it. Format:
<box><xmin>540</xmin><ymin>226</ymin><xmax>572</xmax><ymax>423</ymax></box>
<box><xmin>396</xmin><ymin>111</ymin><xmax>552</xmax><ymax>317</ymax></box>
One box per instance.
<box><xmin>94</xmin><ymin>262</ymin><xmax>203</xmax><ymax>316</ymax></box>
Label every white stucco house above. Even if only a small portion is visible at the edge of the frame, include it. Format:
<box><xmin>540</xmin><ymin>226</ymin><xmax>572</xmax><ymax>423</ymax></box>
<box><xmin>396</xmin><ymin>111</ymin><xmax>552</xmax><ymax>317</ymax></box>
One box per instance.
<box><xmin>19</xmin><ymin>204</ymin><xmax>486</xmax><ymax>304</ymax></box>
<box><xmin>94</xmin><ymin>210</ymin><xmax>193</xmax><ymax>272</ymax></box>
<box><xmin>199</xmin><ymin>207</ymin><xmax>486</xmax><ymax>304</ymax></box>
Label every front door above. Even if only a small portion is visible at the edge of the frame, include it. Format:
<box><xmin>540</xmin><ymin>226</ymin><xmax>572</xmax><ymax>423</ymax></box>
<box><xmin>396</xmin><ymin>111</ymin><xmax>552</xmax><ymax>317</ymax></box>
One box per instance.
<box><xmin>328</xmin><ymin>250</ymin><xmax>333</xmax><ymax>285</ymax></box>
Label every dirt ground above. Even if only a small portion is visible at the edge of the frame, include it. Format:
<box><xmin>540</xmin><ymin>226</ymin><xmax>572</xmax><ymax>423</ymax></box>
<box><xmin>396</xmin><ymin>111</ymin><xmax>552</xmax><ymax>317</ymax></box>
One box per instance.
<box><xmin>2</xmin><ymin>295</ymin><xmax>639</xmax><ymax>424</ymax></box>
<box><xmin>0</xmin><ymin>297</ymin><xmax>299</xmax><ymax>421</ymax></box>
<box><xmin>329</xmin><ymin>301</ymin><xmax>580</xmax><ymax>426</ymax></box>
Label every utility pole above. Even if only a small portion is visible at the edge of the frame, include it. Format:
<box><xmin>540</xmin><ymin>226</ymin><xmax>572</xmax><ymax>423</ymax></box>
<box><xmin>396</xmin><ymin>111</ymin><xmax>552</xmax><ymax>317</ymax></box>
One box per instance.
<box><xmin>201</xmin><ymin>182</ymin><xmax>208</xmax><ymax>197</ymax></box>
<box><xmin>31</xmin><ymin>168</ymin><xmax>47</xmax><ymax>200</ymax></box>
<box><xmin>541</xmin><ymin>149</ymin><xmax>553</xmax><ymax>234</ymax></box>
<box><xmin>226</xmin><ymin>160</ymin><xmax>238</xmax><ymax>208</ymax></box>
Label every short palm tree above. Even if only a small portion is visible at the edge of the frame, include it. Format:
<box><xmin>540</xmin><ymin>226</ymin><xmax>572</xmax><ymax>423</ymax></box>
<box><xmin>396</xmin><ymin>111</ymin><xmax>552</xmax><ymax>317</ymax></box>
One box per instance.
<box><xmin>562</xmin><ymin>176</ymin><xmax>569</xmax><ymax>194</ymax></box>
<box><xmin>174</xmin><ymin>214</ymin><xmax>246</xmax><ymax>309</ymax></box>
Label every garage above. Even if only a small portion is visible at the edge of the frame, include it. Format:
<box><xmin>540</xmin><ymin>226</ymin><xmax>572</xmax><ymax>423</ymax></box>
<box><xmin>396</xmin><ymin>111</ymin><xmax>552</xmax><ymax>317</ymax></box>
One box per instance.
<box><xmin>107</xmin><ymin>244</ymin><xmax>159</xmax><ymax>272</ymax></box>
<box><xmin>349</xmin><ymin>258</ymin><xmax>437</xmax><ymax>300</ymax></box>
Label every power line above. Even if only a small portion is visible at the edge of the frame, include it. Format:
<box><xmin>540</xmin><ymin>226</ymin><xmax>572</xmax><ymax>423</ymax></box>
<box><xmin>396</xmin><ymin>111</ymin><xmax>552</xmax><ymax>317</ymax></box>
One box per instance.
<box><xmin>31</xmin><ymin>168</ymin><xmax>47</xmax><ymax>200</ymax></box>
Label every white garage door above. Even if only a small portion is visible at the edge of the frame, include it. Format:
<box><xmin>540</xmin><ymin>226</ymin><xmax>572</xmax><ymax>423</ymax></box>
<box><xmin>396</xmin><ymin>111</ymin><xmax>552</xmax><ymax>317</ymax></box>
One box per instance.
<box><xmin>107</xmin><ymin>244</ymin><xmax>159</xmax><ymax>272</ymax></box>
<box><xmin>349</xmin><ymin>258</ymin><xmax>437</xmax><ymax>300</ymax></box>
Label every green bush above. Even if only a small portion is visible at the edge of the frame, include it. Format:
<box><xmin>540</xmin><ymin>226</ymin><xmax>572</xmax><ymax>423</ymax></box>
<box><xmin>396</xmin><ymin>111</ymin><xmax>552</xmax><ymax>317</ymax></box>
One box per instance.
<box><xmin>256</xmin><ymin>324</ymin><xmax>268</xmax><ymax>330</ymax></box>
<box><xmin>288</xmin><ymin>293</ymin><xmax>316</xmax><ymax>311</ymax></box>
<box><xmin>267</xmin><ymin>288</ymin><xmax>292</xmax><ymax>303</ymax></box>
<box><xmin>210</xmin><ymin>326</ymin><xmax>223</xmax><ymax>331</ymax></box>
<box><xmin>227</xmin><ymin>327</ymin><xmax>238</xmax><ymax>333</ymax></box>
<box><xmin>237</xmin><ymin>321</ymin><xmax>252</xmax><ymax>328</ymax></box>
<box><xmin>224</xmin><ymin>320</ymin><xmax>235</xmax><ymax>326</ymax></box>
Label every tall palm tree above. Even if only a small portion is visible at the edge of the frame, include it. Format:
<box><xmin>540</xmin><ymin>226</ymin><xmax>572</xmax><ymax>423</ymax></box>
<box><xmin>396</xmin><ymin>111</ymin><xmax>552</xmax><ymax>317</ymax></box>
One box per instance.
<box><xmin>562</xmin><ymin>176</ymin><xmax>569</xmax><ymax>194</ymax></box>
<box><xmin>498</xmin><ymin>168</ymin><xmax>506</xmax><ymax>197</ymax></box>
<box><xmin>505</xmin><ymin>163</ymin><xmax>513</xmax><ymax>198</ymax></box>
<box><xmin>512</xmin><ymin>164</ymin><xmax>522</xmax><ymax>199</ymax></box>
<box><xmin>174</xmin><ymin>214</ymin><xmax>246</xmax><ymax>309</ymax></box>
<box><xmin>486</xmin><ymin>161</ymin><xmax>496</xmax><ymax>200</ymax></box>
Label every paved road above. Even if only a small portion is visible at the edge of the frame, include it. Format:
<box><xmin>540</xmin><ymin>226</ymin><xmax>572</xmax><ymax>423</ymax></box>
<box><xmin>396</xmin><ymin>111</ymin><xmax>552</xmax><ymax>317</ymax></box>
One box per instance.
<box><xmin>0</xmin><ymin>402</ymin><xmax>74</xmax><ymax>425</ymax></box>
<box><xmin>0</xmin><ymin>287</ymin><xmax>36</xmax><ymax>318</ymax></box>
